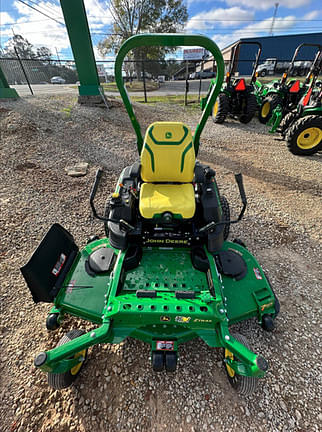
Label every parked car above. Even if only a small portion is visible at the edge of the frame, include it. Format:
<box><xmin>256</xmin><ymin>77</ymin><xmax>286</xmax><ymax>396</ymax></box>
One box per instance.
<box><xmin>51</xmin><ymin>76</ymin><xmax>66</xmax><ymax>84</ymax></box>
<box><xmin>195</xmin><ymin>71</ymin><xmax>216</xmax><ymax>79</ymax></box>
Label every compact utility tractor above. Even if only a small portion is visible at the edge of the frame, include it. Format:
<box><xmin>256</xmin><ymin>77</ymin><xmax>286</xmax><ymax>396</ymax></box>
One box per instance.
<box><xmin>21</xmin><ymin>34</ymin><xmax>279</xmax><ymax>395</ymax></box>
<box><xmin>280</xmin><ymin>80</ymin><xmax>322</xmax><ymax>156</ymax></box>
<box><xmin>258</xmin><ymin>43</ymin><xmax>322</xmax><ymax>132</ymax></box>
<box><xmin>201</xmin><ymin>41</ymin><xmax>262</xmax><ymax>124</ymax></box>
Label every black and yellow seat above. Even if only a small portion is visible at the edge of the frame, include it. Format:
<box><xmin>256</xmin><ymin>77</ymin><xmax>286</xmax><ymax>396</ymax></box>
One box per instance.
<box><xmin>139</xmin><ymin>122</ymin><xmax>196</xmax><ymax>220</ymax></box>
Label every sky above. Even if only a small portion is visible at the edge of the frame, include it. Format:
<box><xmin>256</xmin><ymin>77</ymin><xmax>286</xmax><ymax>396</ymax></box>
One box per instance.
<box><xmin>1</xmin><ymin>0</ymin><xmax>322</xmax><ymax>65</ymax></box>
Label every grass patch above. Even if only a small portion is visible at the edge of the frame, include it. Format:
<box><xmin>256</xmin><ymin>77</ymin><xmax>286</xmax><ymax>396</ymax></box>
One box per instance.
<box><xmin>103</xmin><ymin>81</ymin><xmax>160</xmax><ymax>92</ymax></box>
<box><xmin>131</xmin><ymin>94</ymin><xmax>204</xmax><ymax>108</ymax></box>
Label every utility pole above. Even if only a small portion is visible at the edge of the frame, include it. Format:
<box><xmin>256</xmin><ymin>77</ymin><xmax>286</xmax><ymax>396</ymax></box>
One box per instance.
<box><xmin>55</xmin><ymin>47</ymin><xmax>61</xmax><ymax>65</ymax></box>
<box><xmin>269</xmin><ymin>3</ymin><xmax>279</xmax><ymax>36</ymax></box>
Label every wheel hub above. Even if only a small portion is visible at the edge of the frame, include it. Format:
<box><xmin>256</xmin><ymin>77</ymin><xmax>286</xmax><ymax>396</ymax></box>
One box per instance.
<box><xmin>297</xmin><ymin>127</ymin><xmax>322</xmax><ymax>149</ymax></box>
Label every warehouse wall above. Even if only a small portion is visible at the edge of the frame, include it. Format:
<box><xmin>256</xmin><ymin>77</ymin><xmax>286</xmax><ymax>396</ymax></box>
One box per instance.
<box><xmin>234</xmin><ymin>32</ymin><xmax>322</xmax><ymax>75</ymax></box>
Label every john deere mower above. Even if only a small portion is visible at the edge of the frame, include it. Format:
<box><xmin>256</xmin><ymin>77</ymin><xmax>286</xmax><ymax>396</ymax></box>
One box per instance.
<box><xmin>201</xmin><ymin>41</ymin><xmax>262</xmax><ymax>124</ymax></box>
<box><xmin>258</xmin><ymin>43</ymin><xmax>322</xmax><ymax>132</ymax></box>
<box><xmin>21</xmin><ymin>34</ymin><xmax>279</xmax><ymax>395</ymax></box>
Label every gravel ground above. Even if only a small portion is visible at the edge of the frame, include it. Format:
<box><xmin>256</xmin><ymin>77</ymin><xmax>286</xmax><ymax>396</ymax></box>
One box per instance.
<box><xmin>0</xmin><ymin>94</ymin><xmax>321</xmax><ymax>432</ymax></box>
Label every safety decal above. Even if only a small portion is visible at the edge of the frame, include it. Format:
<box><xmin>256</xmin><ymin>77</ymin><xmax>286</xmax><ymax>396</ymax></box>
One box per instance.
<box><xmin>52</xmin><ymin>253</ymin><xmax>66</xmax><ymax>276</ymax></box>
<box><xmin>253</xmin><ymin>268</ymin><xmax>263</xmax><ymax>280</ymax></box>
<box><xmin>66</xmin><ymin>279</ymin><xmax>76</xmax><ymax>294</ymax></box>
<box><xmin>156</xmin><ymin>341</ymin><xmax>174</xmax><ymax>351</ymax></box>
<box><xmin>175</xmin><ymin>316</ymin><xmax>191</xmax><ymax>323</ymax></box>
<box><xmin>160</xmin><ymin>316</ymin><xmax>171</xmax><ymax>322</ymax></box>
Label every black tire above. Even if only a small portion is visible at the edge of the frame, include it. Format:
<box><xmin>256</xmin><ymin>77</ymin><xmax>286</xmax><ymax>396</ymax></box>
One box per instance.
<box><xmin>239</xmin><ymin>93</ymin><xmax>257</xmax><ymax>124</ymax></box>
<box><xmin>48</xmin><ymin>329</ymin><xmax>87</xmax><ymax>390</ymax></box>
<box><xmin>259</xmin><ymin>94</ymin><xmax>282</xmax><ymax>124</ymax></box>
<box><xmin>224</xmin><ymin>333</ymin><xmax>258</xmax><ymax>396</ymax></box>
<box><xmin>220</xmin><ymin>195</ymin><xmax>230</xmax><ymax>241</ymax></box>
<box><xmin>279</xmin><ymin>111</ymin><xmax>297</xmax><ymax>138</ymax></box>
<box><xmin>260</xmin><ymin>70</ymin><xmax>266</xmax><ymax>77</ymax></box>
<box><xmin>286</xmin><ymin>115</ymin><xmax>322</xmax><ymax>156</ymax></box>
<box><xmin>212</xmin><ymin>93</ymin><xmax>229</xmax><ymax>124</ymax></box>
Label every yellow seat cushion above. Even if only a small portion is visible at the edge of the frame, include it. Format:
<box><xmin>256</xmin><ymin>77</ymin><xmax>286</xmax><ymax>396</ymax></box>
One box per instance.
<box><xmin>141</xmin><ymin>122</ymin><xmax>195</xmax><ymax>183</ymax></box>
<box><xmin>139</xmin><ymin>183</ymin><xmax>196</xmax><ymax>219</ymax></box>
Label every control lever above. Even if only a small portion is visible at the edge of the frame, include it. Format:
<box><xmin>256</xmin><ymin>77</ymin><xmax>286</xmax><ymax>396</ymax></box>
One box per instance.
<box><xmin>90</xmin><ymin>169</ymin><xmax>104</xmax><ymax>220</ymax></box>
<box><xmin>89</xmin><ymin>170</ymin><xmax>132</xmax><ymax>228</ymax></box>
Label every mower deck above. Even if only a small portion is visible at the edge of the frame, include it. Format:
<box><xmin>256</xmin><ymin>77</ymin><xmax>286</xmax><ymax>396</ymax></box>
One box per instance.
<box><xmin>55</xmin><ymin>240</ymin><xmax>275</xmax><ymax>336</ymax></box>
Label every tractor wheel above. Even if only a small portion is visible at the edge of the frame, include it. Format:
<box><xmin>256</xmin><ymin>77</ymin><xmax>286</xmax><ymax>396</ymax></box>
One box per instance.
<box><xmin>260</xmin><ymin>70</ymin><xmax>267</xmax><ymax>77</ymax></box>
<box><xmin>286</xmin><ymin>115</ymin><xmax>322</xmax><ymax>156</ymax></box>
<box><xmin>279</xmin><ymin>111</ymin><xmax>297</xmax><ymax>138</ymax></box>
<box><xmin>220</xmin><ymin>195</ymin><xmax>230</xmax><ymax>240</ymax></box>
<box><xmin>212</xmin><ymin>93</ymin><xmax>229</xmax><ymax>124</ymax></box>
<box><xmin>239</xmin><ymin>93</ymin><xmax>257</xmax><ymax>124</ymax></box>
<box><xmin>223</xmin><ymin>333</ymin><xmax>258</xmax><ymax>396</ymax></box>
<box><xmin>48</xmin><ymin>329</ymin><xmax>88</xmax><ymax>390</ymax></box>
<box><xmin>259</xmin><ymin>94</ymin><xmax>282</xmax><ymax>124</ymax></box>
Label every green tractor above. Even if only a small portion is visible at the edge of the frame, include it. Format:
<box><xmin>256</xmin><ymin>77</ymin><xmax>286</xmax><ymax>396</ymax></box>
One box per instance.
<box><xmin>258</xmin><ymin>43</ymin><xmax>322</xmax><ymax>132</ymax></box>
<box><xmin>21</xmin><ymin>34</ymin><xmax>279</xmax><ymax>395</ymax></box>
<box><xmin>279</xmin><ymin>77</ymin><xmax>322</xmax><ymax>155</ymax></box>
<box><xmin>201</xmin><ymin>41</ymin><xmax>262</xmax><ymax>124</ymax></box>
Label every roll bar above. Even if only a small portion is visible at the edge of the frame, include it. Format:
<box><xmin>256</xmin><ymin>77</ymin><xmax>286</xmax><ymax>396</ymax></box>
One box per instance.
<box><xmin>282</xmin><ymin>43</ymin><xmax>322</xmax><ymax>84</ymax></box>
<box><xmin>227</xmin><ymin>41</ymin><xmax>262</xmax><ymax>85</ymax></box>
<box><xmin>114</xmin><ymin>34</ymin><xmax>224</xmax><ymax>156</ymax></box>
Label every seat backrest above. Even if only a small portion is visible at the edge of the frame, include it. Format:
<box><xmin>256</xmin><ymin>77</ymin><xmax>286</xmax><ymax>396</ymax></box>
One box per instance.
<box><xmin>141</xmin><ymin>122</ymin><xmax>195</xmax><ymax>182</ymax></box>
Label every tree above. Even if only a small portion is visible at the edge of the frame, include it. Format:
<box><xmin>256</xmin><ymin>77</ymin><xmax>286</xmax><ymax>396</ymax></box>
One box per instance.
<box><xmin>4</xmin><ymin>35</ymin><xmax>36</xmax><ymax>59</ymax></box>
<box><xmin>98</xmin><ymin>0</ymin><xmax>188</xmax><ymax>78</ymax></box>
<box><xmin>36</xmin><ymin>47</ymin><xmax>52</xmax><ymax>60</ymax></box>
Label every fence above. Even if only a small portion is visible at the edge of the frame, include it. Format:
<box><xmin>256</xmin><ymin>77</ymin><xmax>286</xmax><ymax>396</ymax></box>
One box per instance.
<box><xmin>1</xmin><ymin>56</ymin><xmax>321</xmax><ymax>99</ymax></box>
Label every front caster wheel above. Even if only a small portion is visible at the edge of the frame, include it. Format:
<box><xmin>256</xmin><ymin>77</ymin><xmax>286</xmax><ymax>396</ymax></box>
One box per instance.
<box><xmin>261</xmin><ymin>314</ymin><xmax>275</xmax><ymax>332</ymax></box>
<box><xmin>224</xmin><ymin>333</ymin><xmax>258</xmax><ymax>396</ymax></box>
<box><xmin>46</xmin><ymin>313</ymin><xmax>60</xmax><ymax>331</ymax></box>
<box><xmin>48</xmin><ymin>329</ymin><xmax>88</xmax><ymax>389</ymax></box>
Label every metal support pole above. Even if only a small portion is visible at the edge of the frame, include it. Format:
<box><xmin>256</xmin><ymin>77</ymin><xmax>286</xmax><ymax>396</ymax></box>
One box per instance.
<box><xmin>142</xmin><ymin>59</ymin><xmax>147</xmax><ymax>103</ymax></box>
<box><xmin>184</xmin><ymin>61</ymin><xmax>189</xmax><ymax>106</ymax></box>
<box><xmin>14</xmin><ymin>47</ymin><xmax>33</xmax><ymax>95</ymax></box>
<box><xmin>59</xmin><ymin>0</ymin><xmax>103</xmax><ymax>100</ymax></box>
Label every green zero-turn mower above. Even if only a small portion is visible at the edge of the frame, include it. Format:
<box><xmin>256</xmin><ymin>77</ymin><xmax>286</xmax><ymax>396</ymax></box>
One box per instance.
<box><xmin>258</xmin><ymin>43</ymin><xmax>322</xmax><ymax>132</ymax></box>
<box><xmin>21</xmin><ymin>34</ymin><xmax>280</xmax><ymax>395</ymax></box>
<box><xmin>201</xmin><ymin>41</ymin><xmax>262</xmax><ymax>124</ymax></box>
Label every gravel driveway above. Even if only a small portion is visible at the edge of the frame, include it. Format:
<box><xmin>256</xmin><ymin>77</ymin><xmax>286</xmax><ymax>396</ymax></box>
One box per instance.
<box><xmin>0</xmin><ymin>94</ymin><xmax>321</xmax><ymax>432</ymax></box>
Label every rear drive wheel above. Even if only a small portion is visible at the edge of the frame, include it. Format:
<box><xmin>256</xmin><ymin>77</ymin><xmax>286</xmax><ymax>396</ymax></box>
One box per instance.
<box><xmin>224</xmin><ymin>333</ymin><xmax>258</xmax><ymax>396</ymax></box>
<box><xmin>259</xmin><ymin>94</ymin><xmax>282</xmax><ymax>124</ymax></box>
<box><xmin>220</xmin><ymin>195</ymin><xmax>230</xmax><ymax>240</ymax></box>
<box><xmin>286</xmin><ymin>115</ymin><xmax>322</xmax><ymax>156</ymax></box>
<box><xmin>239</xmin><ymin>93</ymin><xmax>257</xmax><ymax>124</ymax></box>
<box><xmin>48</xmin><ymin>329</ymin><xmax>87</xmax><ymax>389</ymax></box>
<box><xmin>279</xmin><ymin>111</ymin><xmax>297</xmax><ymax>138</ymax></box>
<box><xmin>212</xmin><ymin>93</ymin><xmax>229</xmax><ymax>124</ymax></box>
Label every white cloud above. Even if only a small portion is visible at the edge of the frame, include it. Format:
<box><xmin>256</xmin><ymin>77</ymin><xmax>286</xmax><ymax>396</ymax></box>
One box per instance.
<box><xmin>84</xmin><ymin>0</ymin><xmax>113</xmax><ymax>28</ymax></box>
<box><xmin>9</xmin><ymin>1</ymin><xmax>70</xmax><ymax>53</ymax></box>
<box><xmin>223</xmin><ymin>0</ymin><xmax>311</xmax><ymax>10</ymax></box>
<box><xmin>1</xmin><ymin>12</ymin><xmax>15</xmax><ymax>25</ymax></box>
<box><xmin>211</xmin><ymin>15</ymin><xmax>297</xmax><ymax>49</ymax></box>
<box><xmin>1</xmin><ymin>0</ymin><xmax>113</xmax><ymax>56</ymax></box>
<box><xmin>186</xmin><ymin>7</ymin><xmax>254</xmax><ymax>31</ymax></box>
<box><xmin>303</xmin><ymin>10</ymin><xmax>320</xmax><ymax>20</ymax></box>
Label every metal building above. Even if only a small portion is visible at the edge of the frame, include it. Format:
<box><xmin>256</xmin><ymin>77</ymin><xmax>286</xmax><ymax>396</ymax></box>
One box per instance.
<box><xmin>223</xmin><ymin>32</ymin><xmax>322</xmax><ymax>75</ymax></box>
<box><xmin>200</xmin><ymin>32</ymin><xmax>322</xmax><ymax>76</ymax></box>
